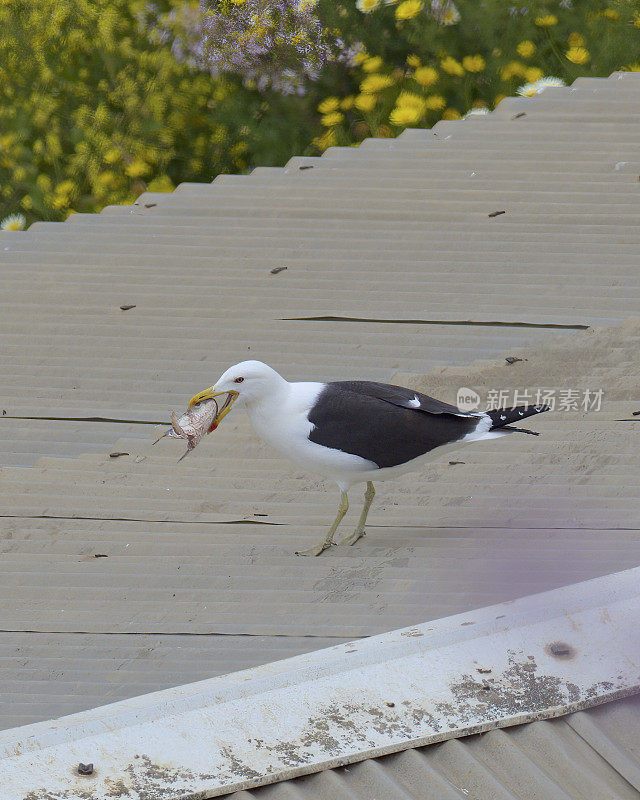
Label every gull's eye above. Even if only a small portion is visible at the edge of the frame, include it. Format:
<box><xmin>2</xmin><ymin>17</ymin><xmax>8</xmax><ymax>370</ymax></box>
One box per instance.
<box><xmin>234</xmin><ymin>377</ymin><xmax>244</xmax><ymax>383</ymax></box>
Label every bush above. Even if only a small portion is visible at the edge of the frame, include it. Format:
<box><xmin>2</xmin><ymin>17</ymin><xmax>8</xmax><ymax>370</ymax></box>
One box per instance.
<box><xmin>308</xmin><ymin>0</ymin><xmax>640</xmax><ymax>149</ymax></box>
<box><xmin>0</xmin><ymin>0</ymin><xmax>317</xmax><ymax>223</ymax></box>
<box><xmin>1</xmin><ymin>0</ymin><xmax>639</xmax><ymax>224</ymax></box>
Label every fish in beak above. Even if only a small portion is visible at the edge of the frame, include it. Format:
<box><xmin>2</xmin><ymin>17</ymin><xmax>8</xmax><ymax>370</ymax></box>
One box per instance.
<box><xmin>188</xmin><ymin>387</ymin><xmax>239</xmax><ymax>427</ymax></box>
<box><xmin>152</xmin><ymin>389</ymin><xmax>239</xmax><ymax>461</ymax></box>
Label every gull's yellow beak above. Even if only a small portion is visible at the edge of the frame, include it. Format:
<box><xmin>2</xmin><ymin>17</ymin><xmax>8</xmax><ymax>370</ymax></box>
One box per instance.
<box><xmin>188</xmin><ymin>387</ymin><xmax>239</xmax><ymax>424</ymax></box>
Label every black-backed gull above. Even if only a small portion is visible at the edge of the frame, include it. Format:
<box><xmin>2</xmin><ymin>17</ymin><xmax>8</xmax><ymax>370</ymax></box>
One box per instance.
<box><xmin>188</xmin><ymin>361</ymin><xmax>548</xmax><ymax>556</ymax></box>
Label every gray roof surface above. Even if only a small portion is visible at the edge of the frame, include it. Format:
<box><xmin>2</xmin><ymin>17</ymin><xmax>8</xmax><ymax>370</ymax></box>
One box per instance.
<box><xmin>3</xmin><ymin>568</ymin><xmax>639</xmax><ymax>800</ymax></box>
<box><xmin>225</xmin><ymin>695</ymin><xmax>640</xmax><ymax>800</ymax></box>
<box><xmin>1</xmin><ymin>72</ymin><xmax>640</xmax><ymax>738</ymax></box>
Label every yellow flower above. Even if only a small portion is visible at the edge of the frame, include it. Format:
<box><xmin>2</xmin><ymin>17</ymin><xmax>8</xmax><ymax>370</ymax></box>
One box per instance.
<box><xmin>104</xmin><ymin>148</ymin><xmax>122</xmax><ymax>164</ymax></box>
<box><xmin>95</xmin><ymin>171</ymin><xmax>116</xmax><ymax>188</ymax></box>
<box><xmin>440</xmin><ymin>56</ymin><xmax>464</xmax><ymax>77</ymax></box>
<box><xmin>360</xmin><ymin>73</ymin><xmax>394</xmax><ymax>93</ymax></box>
<box><xmin>389</xmin><ymin>105</ymin><xmax>421</xmax><ymax>125</ymax></box>
<box><xmin>625</xmin><ymin>62</ymin><xmax>640</xmax><ymax>72</ymax></box>
<box><xmin>318</xmin><ymin>96</ymin><xmax>340</xmax><ymax>114</ymax></box>
<box><xmin>516</xmin><ymin>40</ymin><xmax>536</xmax><ymax>58</ymax></box>
<box><xmin>356</xmin><ymin>0</ymin><xmax>380</xmax><ymax>12</ymax></box>
<box><xmin>500</xmin><ymin>60</ymin><xmax>527</xmax><ymax>80</ymax></box>
<box><xmin>462</xmin><ymin>55</ymin><xmax>485</xmax><ymax>73</ymax></box>
<box><xmin>395</xmin><ymin>0</ymin><xmax>422</xmax><ymax>21</ymax></box>
<box><xmin>230</xmin><ymin>141</ymin><xmax>248</xmax><ymax>158</ymax></box>
<box><xmin>355</xmin><ymin>93</ymin><xmax>377</xmax><ymax>111</ymax></box>
<box><xmin>525</xmin><ymin>66</ymin><xmax>544</xmax><ymax>82</ymax></box>
<box><xmin>50</xmin><ymin>196</ymin><xmax>69</xmax><ymax>211</ymax></box>
<box><xmin>321</xmin><ymin>111</ymin><xmax>344</xmax><ymax>127</ymax></box>
<box><xmin>567</xmin><ymin>32</ymin><xmax>585</xmax><ymax>47</ymax></box>
<box><xmin>313</xmin><ymin>129</ymin><xmax>337</xmax><ymax>151</ymax></box>
<box><xmin>362</xmin><ymin>56</ymin><xmax>383</xmax><ymax>73</ymax></box>
<box><xmin>602</xmin><ymin>8</ymin><xmax>619</xmax><ymax>20</ymax></box>
<box><xmin>424</xmin><ymin>94</ymin><xmax>446</xmax><ymax>110</ymax></box>
<box><xmin>494</xmin><ymin>93</ymin><xmax>507</xmax><ymax>107</ymax></box>
<box><xmin>45</xmin><ymin>133</ymin><xmax>62</xmax><ymax>158</ymax></box>
<box><xmin>406</xmin><ymin>54</ymin><xmax>421</xmax><ymax>67</ymax></box>
<box><xmin>566</xmin><ymin>47</ymin><xmax>590</xmax><ymax>65</ymax></box>
<box><xmin>230</xmin><ymin>0</ymin><xmax>247</xmax><ymax>4</ymax></box>
<box><xmin>633</xmin><ymin>11</ymin><xmax>640</xmax><ymax>28</ymax></box>
<box><xmin>36</xmin><ymin>174</ymin><xmax>52</xmax><ymax>192</ymax></box>
<box><xmin>147</xmin><ymin>175</ymin><xmax>175</xmax><ymax>192</ymax></box>
<box><xmin>340</xmin><ymin>96</ymin><xmax>355</xmax><ymax>110</ymax></box>
<box><xmin>442</xmin><ymin>108</ymin><xmax>461</xmax><ymax>120</ymax></box>
<box><xmin>54</xmin><ymin>179</ymin><xmax>75</xmax><ymax>197</ymax></box>
<box><xmin>125</xmin><ymin>159</ymin><xmax>151</xmax><ymax>179</ymax></box>
<box><xmin>414</xmin><ymin>65</ymin><xmax>438</xmax><ymax>87</ymax></box>
<box><xmin>353</xmin><ymin>51</ymin><xmax>369</xmax><ymax>65</ymax></box>
<box><xmin>535</xmin><ymin>14</ymin><xmax>558</xmax><ymax>26</ymax></box>
<box><xmin>395</xmin><ymin>91</ymin><xmax>427</xmax><ymax>112</ymax></box>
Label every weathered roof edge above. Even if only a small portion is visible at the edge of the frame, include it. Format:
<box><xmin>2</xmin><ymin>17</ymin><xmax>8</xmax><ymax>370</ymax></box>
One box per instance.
<box><xmin>3</xmin><ymin>566</ymin><xmax>640</xmax><ymax>800</ymax></box>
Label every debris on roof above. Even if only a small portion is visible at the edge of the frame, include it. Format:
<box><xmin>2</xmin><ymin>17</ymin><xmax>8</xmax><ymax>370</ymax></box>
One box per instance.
<box><xmin>223</xmin><ymin>693</ymin><xmax>640</xmax><ymax>800</ymax></box>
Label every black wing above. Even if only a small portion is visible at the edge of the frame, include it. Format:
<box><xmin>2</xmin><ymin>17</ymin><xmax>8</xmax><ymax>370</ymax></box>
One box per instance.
<box><xmin>330</xmin><ymin>380</ymin><xmax>475</xmax><ymax>417</ymax></box>
<box><xmin>307</xmin><ymin>381</ymin><xmax>481</xmax><ymax>469</ymax></box>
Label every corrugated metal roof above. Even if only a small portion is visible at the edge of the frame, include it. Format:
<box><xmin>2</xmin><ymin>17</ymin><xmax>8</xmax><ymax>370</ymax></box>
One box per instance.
<box><xmin>1</xmin><ymin>72</ymin><xmax>640</xmax><ymax>736</ymax></box>
<box><xmin>4</xmin><ymin>76</ymin><xmax>640</xmax><ymax>424</ymax></box>
<box><xmin>223</xmin><ymin>695</ymin><xmax>640</xmax><ymax>800</ymax></box>
<box><xmin>3</xmin><ymin>569</ymin><xmax>639</xmax><ymax>800</ymax></box>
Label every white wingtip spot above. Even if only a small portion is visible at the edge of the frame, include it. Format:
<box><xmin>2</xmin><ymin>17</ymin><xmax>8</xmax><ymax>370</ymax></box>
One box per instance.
<box><xmin>408</xmin><ymin>394</ymin><xmax>421</xmax><ymax>408</ymax></box>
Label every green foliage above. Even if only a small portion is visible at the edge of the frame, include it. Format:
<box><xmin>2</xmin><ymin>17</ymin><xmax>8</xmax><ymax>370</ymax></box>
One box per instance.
<box><xmin>0</xmin><ymin>0</ymin><xmax>317</xmax><ymax>222</ymax></box>
<box><xmin>1</xmin><ymin>0</ymin><xmax>639</xmax><ymax>223</ymax></box>
<box><xmin>310</xmin><ymin>0</ymin><xmax>640</xmax><ymax>149</ymax></box>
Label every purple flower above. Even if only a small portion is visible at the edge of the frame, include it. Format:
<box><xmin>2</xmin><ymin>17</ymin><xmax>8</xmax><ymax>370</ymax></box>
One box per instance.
<box><xmin>145</xmin><ymin>0</ymin><xmax>347</xmax><ymax>95</ymax></box>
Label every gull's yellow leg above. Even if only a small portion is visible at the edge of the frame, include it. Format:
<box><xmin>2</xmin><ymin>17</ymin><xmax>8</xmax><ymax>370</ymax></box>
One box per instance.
<box><xmin>338</xmin><ymin>481</ymin><xmax>375</xmax><ymax>546</ymax></box>
<box><xmin>296</xmin><ymin>490</ymin><xmax>349</xmax><ymax>557</ymax></box>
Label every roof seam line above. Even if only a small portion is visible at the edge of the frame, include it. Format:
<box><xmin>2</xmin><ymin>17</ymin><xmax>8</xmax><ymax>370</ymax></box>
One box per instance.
<box><xmin>281</xmin><ymin>316</ymin><xmax>591</xmax><ymax>330</ymax></box>
<box><xmin>0</xmin><ymin>515</ymin><xmax>282</xmax><ymax>525</ymax></box>
<box><xmin>565</xmin><ymin>718</ymin><xmax>640</xmax><ymax>793</ymax></box>
<box><xmin>1</xmin><ymin>416</ymin><xmax>166</xmax><ymax>425</ymax></box>
<box><xmin>1</xmin><ymin>516</ymin><xmax>637</xmax><ymax>532</ymax></box>
<box><xmin>0</xmin><ymin>629</ymin><xmax>359</xmax><ymax>640</ymax></box>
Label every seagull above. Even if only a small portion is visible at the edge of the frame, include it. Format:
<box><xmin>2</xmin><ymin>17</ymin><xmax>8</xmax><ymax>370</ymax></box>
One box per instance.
<box><xmin>188</xmin><ymin>361</ymin><xmax>549</xmax><ymax>556</ymax></box>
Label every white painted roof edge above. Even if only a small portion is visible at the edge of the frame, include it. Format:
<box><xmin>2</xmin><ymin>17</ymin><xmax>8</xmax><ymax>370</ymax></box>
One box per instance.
<box><xmin>3</xmin><ymin>566</ymin><xmax>640</xmax><ymax>800</ymax></box>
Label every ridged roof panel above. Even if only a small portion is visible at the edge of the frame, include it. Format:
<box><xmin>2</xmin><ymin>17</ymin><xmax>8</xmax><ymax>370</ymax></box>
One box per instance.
<box><xmin>1</xmin><ymin>74</ymin><xmax>640</xmax><ymax>746</ymax></box>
